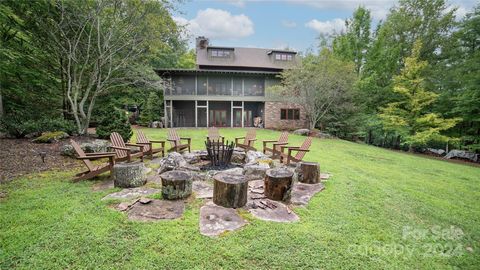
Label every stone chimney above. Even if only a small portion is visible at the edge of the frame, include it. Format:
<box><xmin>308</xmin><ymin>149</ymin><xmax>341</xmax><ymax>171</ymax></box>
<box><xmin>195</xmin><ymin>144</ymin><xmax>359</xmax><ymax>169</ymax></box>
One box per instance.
<box><xmin>196</xmin><ymin>36</ymin><xmax>209</xmax><ymax>51</ymax></box>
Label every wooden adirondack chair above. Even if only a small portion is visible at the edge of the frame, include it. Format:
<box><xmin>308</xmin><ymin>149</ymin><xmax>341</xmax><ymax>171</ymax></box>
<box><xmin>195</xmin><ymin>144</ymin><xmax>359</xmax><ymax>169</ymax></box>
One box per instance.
<box><xmin>280</xmin><ymin>136</ymin><xmax>313</xmax><ymax>165</ymax></box>
<box><xmin>109</xmin><ymin>132</ymin><xmax>144</xmax><ymax>162</ymax></box>
<box><xmin>235</xmin><ymin>129</ymin><xmax>257</xmax><ymax>151</ymax></box>
<box><xmin>70</xmin><ymin>139</ymin><xmax>116</xmax><ymax>182</ymax></box>
<box><xmin>263</xmin><ymin>131</ymin><xmax>289</xmax><ymax>158</ymax></box>
<box><xmin>136</xmin><ymin>130</ymin><xmax>165</xmax><ymax>158</ymax></box>
<box><xmin>207</xmin><ymin>127</ymin><xmax>224</xmax><ymax>144</ymax></box>
<box><xmin>167</xmin><ymin>129</ymin><xmax>191</xmax><ymax>152</ymax></box>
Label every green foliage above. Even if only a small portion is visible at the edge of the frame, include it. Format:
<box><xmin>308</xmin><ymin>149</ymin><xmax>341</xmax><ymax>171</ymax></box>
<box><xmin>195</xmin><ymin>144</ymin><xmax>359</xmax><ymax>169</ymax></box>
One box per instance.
<box><xmin>379</xmin><ymin>41</ymin><xmax>460</xmax><ymax>149</ymax></box>
<box><xmin>139</xmin><ymin>91</ymin><xmax>163</xmax><ymax>126</ymax></box>
<box><xmin>0</xmin><ymin>114</ymin><xmax>76</xmax><ymax>138</ymax></box>
<box><xmin>96</xmin><ymin>105</ymin><xmax>133</xmax><ymax>141</ymax></box>
<box><xmin>32</xmin><ymin>131</ymin><xmax>69</xmax><ymax>143</ymax></box>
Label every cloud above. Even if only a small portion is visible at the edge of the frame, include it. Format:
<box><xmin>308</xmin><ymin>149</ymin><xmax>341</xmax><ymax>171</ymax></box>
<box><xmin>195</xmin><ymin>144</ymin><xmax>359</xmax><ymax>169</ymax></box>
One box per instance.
<box><xmin>305</xmin><ymin>18</ymin><xmax>346</xmax><ymax>35</ymax></box>
<box><xmin>224</xmin><ymin>0</ymin><xmax>246</xmax><ymax>8</ymax></box>
<box><xmin>287</xmin><ymin>0</ymin><xmax>395</xmax><ymax>20</ymax></box>
<box><xmin>173</xmin><ymin>8</ymin><xmax>254</xmax><ymax>40</ymax></box>
<box><xmin>282</xmin><ymin>20</ymin><xmax>297</xmax><ymax>28</ymax></box>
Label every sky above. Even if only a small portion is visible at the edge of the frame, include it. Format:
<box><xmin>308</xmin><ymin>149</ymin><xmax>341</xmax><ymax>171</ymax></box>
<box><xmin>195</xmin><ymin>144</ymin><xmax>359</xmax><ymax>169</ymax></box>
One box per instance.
<box><xmin>173</xmin><ymin>0</ymin><xmax>477</xmax><ymax>53</ymax></box>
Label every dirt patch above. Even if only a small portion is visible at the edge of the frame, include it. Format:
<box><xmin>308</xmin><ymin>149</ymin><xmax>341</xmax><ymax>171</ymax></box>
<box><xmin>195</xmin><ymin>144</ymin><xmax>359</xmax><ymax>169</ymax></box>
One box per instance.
<box><xmin>0</xmin><ymin>137</ymin><xmax>91</xmax><ymax>182</ymax></box>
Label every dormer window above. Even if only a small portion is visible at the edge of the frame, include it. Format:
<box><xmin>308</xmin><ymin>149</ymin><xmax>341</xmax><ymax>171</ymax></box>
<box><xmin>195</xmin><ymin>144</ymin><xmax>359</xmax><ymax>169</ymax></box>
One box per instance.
<box><xmin>275</xmin><ymin>53</ymin><xmax>293</xmax><ymax>61</ymax></box>
<box><xmin>208</xmin><ymin>47</ymin><xmax>234</xmax><ymax>59</ymax></box>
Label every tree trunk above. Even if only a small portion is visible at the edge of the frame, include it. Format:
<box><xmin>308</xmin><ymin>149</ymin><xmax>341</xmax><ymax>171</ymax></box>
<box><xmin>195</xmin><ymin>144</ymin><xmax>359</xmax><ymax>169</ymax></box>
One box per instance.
<box><xmin>114</xmin><ymin>162</ymin><xmax>147</xmax><ymax>188</ymax></box>
<box><xmin>264</xmin><ymin>168</ymin><xmax>294</xmax><ymax>201</ymax></box>
<box><xmin>0</xmin><ymin>85</ymin><xmax>4</xmax><ymax>119</ymax></box>
<box><xmin>297</xmin><ymin>162</ymin><xmax>320</xmax><ymax>184</ymax></box>
<box><xmin>160</xmin><ymin>170</ymin><xmax>192</xmax><ymax>200</ymax></box>
<box><xmin>213</xmin><ymin>173</ymin><xmax>248</xmax><ymax>208</ymax></box>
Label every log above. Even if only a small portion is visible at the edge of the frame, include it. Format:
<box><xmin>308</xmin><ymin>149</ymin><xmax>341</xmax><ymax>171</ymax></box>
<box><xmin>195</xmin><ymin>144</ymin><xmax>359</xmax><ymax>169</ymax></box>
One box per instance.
<box><xmin>160</xmin><ymin>170</ymin><xmax>192</xmax><ymax>200</ymax></box>
<box><xmin>298</xmin><ymin>162</ymin><xmax>320</xmax><ymax>184</ymax></box>
<box><xmin>264</xmin><ymin>168</ymin><xmax>293</xmax><ymax>201</ymax></box>
<box><xmin>213</xmin><ymin>173</ymin><xmax>248</xmax><ymax>208</ymax></box>
<box><xmin>113</xmin><ymin>162</ymin><xmax>147</xmax><ymax>188</ymax></box>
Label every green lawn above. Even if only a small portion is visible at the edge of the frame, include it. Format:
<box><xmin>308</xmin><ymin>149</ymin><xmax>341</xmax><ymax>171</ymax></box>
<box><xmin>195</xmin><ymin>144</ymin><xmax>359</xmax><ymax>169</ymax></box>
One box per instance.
<box><xmin>1</xmin><ymin>128</ymin><xmax>479</xmax><ymax>269</ymax></box>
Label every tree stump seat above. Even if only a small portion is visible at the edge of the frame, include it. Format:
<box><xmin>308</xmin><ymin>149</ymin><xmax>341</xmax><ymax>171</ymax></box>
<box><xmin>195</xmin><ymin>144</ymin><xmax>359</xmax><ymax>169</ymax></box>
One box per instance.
<box><xmin>264</xmin><ymin>168</ymin><xmax>294</xmax><ymax>201</ymax></box>
<box><xmin>297</xmin><ymin>162</ymin><xmax>320</xmax><ymax>184</ymax></box>
<box><xmin>160</xmin><ymin>170</ymin><xmax>192</xmax><ymax>200</ymax></box>
<box><xmin>213</xmin><ymin>173</ymin><xmax>248</xmax><ymax>208</ymax></box>
<box><xmin>113</xmin><ymin>162</ymin><xmax>147</xmax><ymax>188</ymax></box>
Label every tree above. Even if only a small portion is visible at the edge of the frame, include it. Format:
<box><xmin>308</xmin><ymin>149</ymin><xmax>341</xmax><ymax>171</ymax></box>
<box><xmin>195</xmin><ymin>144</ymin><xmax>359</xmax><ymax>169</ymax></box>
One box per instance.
<box><xmin>273</xmin><ymin>49</ymin><xmax>357</xmax><ymax>131</ymax></box>
<box><xmin>139</xmin><ymin>91</ymin><xmax>163</xmax><ymax>125</ymax></box>
<box><xmin>379</xmin><ymin>41</ymin><xmax>460</xmax><ymax>151</ymax></box>
<box><xmin>333</xmin><ymin>6</ymin><xmax>371</xmax><ymax>74</ymax></box>
<box><xmin>96</xmin><ymin>104</ymin><xmax>132</xmax><ymax>142</ymax></box>
<box><xmin>48</xmin><ymin>0</ymin><xmax>182</xmax><ymax>134</ymax></box>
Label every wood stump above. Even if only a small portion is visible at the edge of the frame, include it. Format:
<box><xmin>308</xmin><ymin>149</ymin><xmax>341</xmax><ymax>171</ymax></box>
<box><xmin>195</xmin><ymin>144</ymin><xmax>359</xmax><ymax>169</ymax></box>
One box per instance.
<box><xmin>160</xmin><ymin>170</ymin><xmax>192</xmax><ymax>200</ymax></box>
<box><xmin>113</xmin><ymin>162</ymin><xmax>147</xmax><ymax>188</ymax></box>
<box><xmin>297</xmin><ymin>162</ymin><xmax>320</xmax><ymax>184</ymax></box>
<box><xmin>213</xmin><ymin>173</ymin><xmax>248</xmax><ymax>208</ymax></box>
<box><xmin>264</xmin><ymin>168</ymin><xmax>294</xmax><ymax>201</ymax></box>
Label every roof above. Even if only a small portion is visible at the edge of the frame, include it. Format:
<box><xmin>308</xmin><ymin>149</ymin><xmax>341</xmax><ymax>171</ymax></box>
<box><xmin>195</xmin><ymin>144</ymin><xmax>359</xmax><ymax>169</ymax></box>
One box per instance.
<box><xmin>155</xmin><ymin>68</ymin><xmax>281</xmax><ymax>77</ymax></box>
<box><xmin>197</xmin><ymin>47</ymin><xmax>298</xmax><ymax>70</ymax></box>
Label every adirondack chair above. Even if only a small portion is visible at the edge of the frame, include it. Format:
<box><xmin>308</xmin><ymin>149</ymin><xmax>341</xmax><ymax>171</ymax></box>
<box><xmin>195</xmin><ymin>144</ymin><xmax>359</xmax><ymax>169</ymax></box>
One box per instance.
<box><xmin>167</xmin><ymin>129</ymin><xmax>191</xmax><ymax>152</ymax></box>
<box><xmin>136</xmin><ymin>130</ymin><xmax>165</xmax><ymax>158</ymax></box>
<box><xmin>235</xmin><ymin>129</ymin><xmax>257</xmax><ymax>151</ymax></box>
<box><xmin>263</xmin><ymin>131</ymin><xmax>289</xmax><ymax>158</ymax></box>
<box><xmin>280</xmin><ymin>136</ymin><xmax>313</xmax><ymax>165</ymax></box>
<box><xmin>207</xmin><ymin>127</ymin><xmax>224</xmax><ymax>144</ymax></box>
<box><xmin>109</xmin><ymin>132</ymin><xmax>144</xmax><ymax>162</ymax></box>
<box><xmin>70</xmin><ymin>139</ymin><xmax>116</xmax><ymax>182</ymax></box>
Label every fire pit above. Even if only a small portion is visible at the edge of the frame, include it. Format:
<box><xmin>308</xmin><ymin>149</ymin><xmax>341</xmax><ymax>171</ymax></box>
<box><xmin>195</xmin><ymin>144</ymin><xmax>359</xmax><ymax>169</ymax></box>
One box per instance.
<box><xmin>204</xmin><ymin>139</ymin><xmax>235</xmax><ymax>170</ymax></box>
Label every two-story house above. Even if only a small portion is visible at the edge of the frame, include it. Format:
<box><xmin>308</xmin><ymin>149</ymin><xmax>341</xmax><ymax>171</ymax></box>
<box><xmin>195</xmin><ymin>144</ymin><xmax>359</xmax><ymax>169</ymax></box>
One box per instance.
<box><xmin>155</xmin><ymin>37</ymin><xmax>308</xmax><ymax>130</ymax></box>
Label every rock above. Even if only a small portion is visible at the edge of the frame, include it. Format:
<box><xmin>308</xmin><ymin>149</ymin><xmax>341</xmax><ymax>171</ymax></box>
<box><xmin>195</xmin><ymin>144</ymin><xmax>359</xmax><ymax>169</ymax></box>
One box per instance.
<box><xmin>199</xmin><ymin>203</ymin><xmax>248</xmax><ymax>237</ymax></box>
<box><xmin>32</xmin><ymin>131</ymin><xmax>69</xmax><ymax>143</ymax></box>
<box><xmin>150</xmin><ymin>121</ymin><xmax>162</xmax><ymax>128</ymax></box>
<box><xmin>444</xmin><ymin>150</ymin><xmax>479</xmax><ymax>163</ymax></box>
<box><xmin>139</xmin><ymin>197</ymin><xmax>152</xmax><ymax>204</ymax></box>
<box><xmin>293</xmin><ymin>129</ymin><xmax>310</xmax><ymax>136</ymax></box>
<box><xmin>205</xmin><ymin>170</ymin><xmax>220</xmax><ymax>181</ymax></box>
<box><xmin>245</xmin><ymin>199</ymin><xmax>299</xmax><ymax>223</ymax></box>
<box><xmin>245</xmin><ymin>151</ymin><xmax>269</xmax><ymax>165</ymax></box>
<box><xmin>61</xmin><ymin>139</ymin><xmax>111</xmax><ymax>157</ymax></box>
<box><xmin>311</xmin><ymin>131</ymin><xmax>334</xmax><ymax>139</ymax></box>
<box><xmin>101</xmin><ymin>187</ymin><xmax>160</xmax><ymax>201</ymax></box>
<box><xmin>243</xmin><ymin>163</ymin><xmax>270</xmax><ymax>180</ymax></box>
<box><xmin>25</xmin><ymin>132</ymin><xmax>41</xmax><ymax>139</ymax></box>
<box><xmin>183</xmin><ymin>152</ymin><xmax>201</xmax><ymax>164</ymax></box>
<box><xmin>231</xmin><ymin>151</ymin><xmax>246</xmax><ymax>164</ymax></box>
<box><xmin>193</xmin><ymin>181</ymin><xmax>213</xmax><ymax>199</ymax></box>
<box><xmin>290</xmin><ymin>182</ymin><xmax>325</xmax><ymax>206</ymax></box>
<box><xmin>157</xmin><ymin>152</ymin><xmax>187</xmax><ymax>174</ymax></box>
<box><xmin>425</xmin><ymin>148</ymin><xmax>446</xmax><ymax>156</ymax></box>
<box><xmin>146</xmin><ymin>174</ymin><xmax>162</xmax><ymax>185</ymax></box>
<box><xmin>127</xmin><ymin>199</ymin><xmax>184</xmax><ymax>221</ymax></box>
<box><xmin>191</xmin><ymin>150</ymin><xmax>209</xmax><ymax>160</ymax></box>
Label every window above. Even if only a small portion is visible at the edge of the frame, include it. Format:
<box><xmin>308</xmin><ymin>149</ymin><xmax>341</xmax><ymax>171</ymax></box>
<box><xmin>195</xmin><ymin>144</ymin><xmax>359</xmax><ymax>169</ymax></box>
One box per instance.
<box><xmin>275</xmin><ymin>53</ymin><xmax>294</xmax><ymax>61</ymax></box>
<box><xmin>210</xmin><ymin>49</ymin><xmax>231</xmax><ymax>58</ymax></box>
<box><xmin>280</xmin><ymin>109</ymin><xmax>300</xmax><ymax>120</ymax></box>
<box><xmin>197</xmin><ymin>76</ymin><xmax>207</xmax><ymax>95</ymax></box>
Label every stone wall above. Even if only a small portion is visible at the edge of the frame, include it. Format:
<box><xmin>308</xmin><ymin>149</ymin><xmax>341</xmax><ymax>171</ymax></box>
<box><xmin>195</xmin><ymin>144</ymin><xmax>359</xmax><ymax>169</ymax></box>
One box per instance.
<box><xmin>264</xmin><ymin>101</ymin><xmax>308</xmax><ymax>130</ymax></box>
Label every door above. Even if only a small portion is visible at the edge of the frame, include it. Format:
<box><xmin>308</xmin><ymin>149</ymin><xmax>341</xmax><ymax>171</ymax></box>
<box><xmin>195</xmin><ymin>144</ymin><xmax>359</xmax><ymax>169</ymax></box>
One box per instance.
<box><xmin>233</xmin><ymin>108</ymin><xmax>242</xmax><ymax>127</ymax></box>
<box><xmin>209</xmin><ymin>110</ymin><xmax>227</xmax><ymax>127</ymax></box>
<box><xmin>244</xmin><ymin>110</ymin><xmax>253</xmax><ymax>127</ymax></box>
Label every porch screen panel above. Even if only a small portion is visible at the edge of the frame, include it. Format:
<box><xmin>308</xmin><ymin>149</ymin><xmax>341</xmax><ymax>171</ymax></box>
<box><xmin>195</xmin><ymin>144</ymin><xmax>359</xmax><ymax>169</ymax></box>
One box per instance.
<box><xmin>172</xmin><ymin>76</ymin><xmax>195</xmax><ymax>95</ymax></box>
<box><xmin>208</xmin><ymin>76</ymin><xmax>231</xmax><ymax>95</ymax></box>
<box><xmin>233</xmin><ymin>78</ymin><xmax>243</xmax><ymax>96</ymax></box>
<box><xmin>197</xmin><ymin>108</ymin><xmax>207</xmax><ymax>127</ymax></box>
<box><xmin>244</xmin><ymin>77</ymin><xmax>264</xmax><ymax>96</ymax></box>
<box><xmin>197</xmin><ymin>76</ymin><xmax>207</xmax><ymax>95</ymax></box>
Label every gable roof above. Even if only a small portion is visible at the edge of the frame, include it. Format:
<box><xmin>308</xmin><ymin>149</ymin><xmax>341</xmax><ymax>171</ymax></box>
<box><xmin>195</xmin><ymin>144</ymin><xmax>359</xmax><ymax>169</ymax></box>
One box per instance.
<box><xmin>197</xmin><ymin>46</ymin><xmax>298</xmax><ymax>71</ymax></box>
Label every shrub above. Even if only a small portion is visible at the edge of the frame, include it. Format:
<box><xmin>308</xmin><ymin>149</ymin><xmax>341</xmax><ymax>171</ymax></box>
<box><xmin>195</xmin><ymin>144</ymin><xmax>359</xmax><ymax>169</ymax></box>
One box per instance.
<box><xmin>0</xmin><ymin>114</ymin><xmax>76</xmax><ymax>138</ymax></box>
<box><xmin>96</xmin><ymin>105</ymin><xmax>133</xmax><ymax>141</ymax></box>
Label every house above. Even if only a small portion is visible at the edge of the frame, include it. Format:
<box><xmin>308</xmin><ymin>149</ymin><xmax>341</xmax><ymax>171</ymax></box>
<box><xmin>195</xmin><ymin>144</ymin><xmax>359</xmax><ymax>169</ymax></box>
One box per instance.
<box><xmin>155</xmin><ymin>37</ymin><xmax>308</xmax><ymax>129</ymax></box>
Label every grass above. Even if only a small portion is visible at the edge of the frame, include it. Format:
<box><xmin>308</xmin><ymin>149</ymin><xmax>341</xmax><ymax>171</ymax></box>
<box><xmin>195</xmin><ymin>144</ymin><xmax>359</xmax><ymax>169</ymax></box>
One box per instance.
<box><xmin>1</xmin><ymin>128</ymin><xmax>479</xmax><ymax>269</ymax></box>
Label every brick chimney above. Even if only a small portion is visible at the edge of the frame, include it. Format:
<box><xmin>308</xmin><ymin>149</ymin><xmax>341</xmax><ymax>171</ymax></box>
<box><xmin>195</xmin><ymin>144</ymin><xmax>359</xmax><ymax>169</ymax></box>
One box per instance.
<box><xmin>196</xmin><ymin>36</ymin><xmax>209</xmax><ymax>51</ymax></box>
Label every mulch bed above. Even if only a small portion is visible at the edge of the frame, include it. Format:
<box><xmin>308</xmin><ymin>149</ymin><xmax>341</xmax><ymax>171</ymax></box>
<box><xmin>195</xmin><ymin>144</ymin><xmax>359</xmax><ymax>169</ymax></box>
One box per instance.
<box><xmin>0</xmin><ymin>137</ymin><xmax>94</xmax><ymax>183</ymax></box>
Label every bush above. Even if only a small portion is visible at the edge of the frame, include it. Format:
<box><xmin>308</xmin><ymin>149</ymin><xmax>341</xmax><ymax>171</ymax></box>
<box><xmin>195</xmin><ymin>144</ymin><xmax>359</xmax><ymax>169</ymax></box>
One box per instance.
<box><xmin>96</xmin><ymin>105</ymin><xmax>133</xmax><ymax>141</ymax></box>
<box><xmin>0</xmin><ymin>114</ymin><xmax>76</xmax><ymax>138</ymax></box>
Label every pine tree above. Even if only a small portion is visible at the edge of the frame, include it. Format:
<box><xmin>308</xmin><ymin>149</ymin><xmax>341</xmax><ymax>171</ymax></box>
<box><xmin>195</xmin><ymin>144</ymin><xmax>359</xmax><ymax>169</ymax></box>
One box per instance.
<box><xmin>96</xmin><ymin>105</ymin><xmax>133</xmax><ymax>142</ymax></box>
<box><xmin>379</xmin><ymin>41</ymin><xmax>460</xmax><ymax>151</ymax></box>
